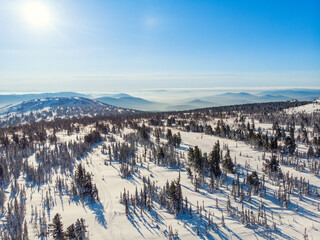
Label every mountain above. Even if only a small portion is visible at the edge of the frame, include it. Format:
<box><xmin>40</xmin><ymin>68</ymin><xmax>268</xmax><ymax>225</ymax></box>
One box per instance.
<box><xmin>200</xmin><ymin>92</ymin><xmax>258</xmax><ymax>106</ymax></box>
<box><xmin>96</xmin><ymin>96</ymin><xmax>153</xmax><ymax>106</ymax></box>
<box><xmin>0</xmin><ymin>92</ymin><xmax>88</xmax><ymax>107</ymax></box>
<box><xmin>2</xmin><ymin>89</ymin><xmax>317</xmax><ymax>112</ymax></box>
<box><xmin>96</xmin><ymin>95</ymin><xmax>164</xmax><ymax>111</ymax></box>
<box><xmin>214</xmin><ymin>92</ymin><xmax>289</xmax><ymax>101</ymax></box>
<box><xmin>217</xmin><ymin>92</ymin><xmax>257</xmax><ymax>98</ymax></box>
<box><xmin>260</xmin><ymin>89</ymin><xmax>320</xmax><ymax>101</ymax></box>
<box><xmin>196</xmin><ymin>92</ymin><xmax>291</xmax><ymax>107</ymax></box>
<box><xmin>179</xmin><ymin>99</ymin><xmax>214</xmax><ymax>109</ymax></box>
<box><xmin>97</xmin><ymin>93</ymin><xmax>132</xmax><ymax>98</ymax></box>
<box><xmin>188</xmin><ymin>99</ymin><xmax>213</xmax><ymax>105</ymax></box>
<box><xmin>0</xmin><ymin>97</ymin><xmax>136</xmax><ymax>127</ymax></box>
<box><xmin>260</xmin><ymin>94</ymin><xmax>289</xmax><ymax>100</ymax></box>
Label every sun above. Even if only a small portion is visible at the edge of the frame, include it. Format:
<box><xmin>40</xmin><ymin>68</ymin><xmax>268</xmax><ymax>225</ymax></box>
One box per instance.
<box><xmin>22</xmin><ymin>2</ymin><xmax>52</xmax><ymax>28</ymax></box>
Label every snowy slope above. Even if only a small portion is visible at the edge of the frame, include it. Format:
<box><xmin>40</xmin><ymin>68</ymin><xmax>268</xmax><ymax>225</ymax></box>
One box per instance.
<box><xmin>1</xmin><ymin>100</ymin><xmax>320</xmax><ymax>240</ymax></box>
<box><xmin>1</xmin><ymin>125</ymin><xmax>319</xmax><ymax>240</ymax></box>
<box><xmin>285</xmin><ymin>99</ymin><xmax>320</xmax><ymax>114</ymax></box>
<box><xmin>0</xmin><ymin>97</ymin><xmax>136</xmax><ymax>126</ymax></box>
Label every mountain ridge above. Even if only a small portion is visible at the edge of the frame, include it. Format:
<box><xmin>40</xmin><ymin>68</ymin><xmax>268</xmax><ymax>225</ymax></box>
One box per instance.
<box><xmin>0</xmin><ymin>96</ymin><xmax>137</xmax><ymax>127</ymax></box>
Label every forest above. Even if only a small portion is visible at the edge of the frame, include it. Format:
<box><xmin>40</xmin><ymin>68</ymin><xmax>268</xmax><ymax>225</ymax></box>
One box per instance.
<box><xmin>0</xmin><ymin>100</ymin><xmax>319</xmax><ymax>239</ymax></box>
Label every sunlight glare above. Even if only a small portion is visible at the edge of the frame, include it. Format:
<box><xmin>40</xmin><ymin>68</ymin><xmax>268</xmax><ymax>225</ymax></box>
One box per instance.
<box><xmin>22</xmin><ymin>2</ymin><xmax>52</xmax><ymax>28</ymax></box>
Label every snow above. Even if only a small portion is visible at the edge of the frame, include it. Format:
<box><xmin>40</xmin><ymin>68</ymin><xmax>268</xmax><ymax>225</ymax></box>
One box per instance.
<box><xmin>285</xmin><ymin>102</ymin><xmax>320</xmax><ymax>114</ymax></box>
<box><xmin>0</xmin><ymin>97</ymin><xmax>136</xmax><ymax>127</ymax></box>
<box><xmin>1</xmin><ymin>98</ymin><xmax>320</xmax><ymax>239</ymax></box>
<box><xmin>1</xmin><ymin>124</ymin><xmax>319</xmax><ymax>239</ymax></box>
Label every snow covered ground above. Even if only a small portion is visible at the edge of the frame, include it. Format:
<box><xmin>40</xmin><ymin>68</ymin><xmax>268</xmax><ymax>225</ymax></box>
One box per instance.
<box><xmin>0</xmin><ymin>97</ymin><xmax>136</xmax><ymax>127</ymax></box>
<box><xmin>285</xmin><ymin>101</ymin><xmax>320</xmax><ymax>114</ymax></box>
<box><xmin>2</xmin><ymin>124</ymin><xmax>319</xmax><ymax>239</ymax></box>
<box><xmin>1</xmin><ymin>97</ymin><xmax>320</xmax><ymax>239</ymax></box>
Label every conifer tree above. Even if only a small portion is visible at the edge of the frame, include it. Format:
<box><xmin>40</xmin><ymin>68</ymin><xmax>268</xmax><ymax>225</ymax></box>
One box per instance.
<box><xmin>222</xmin><ymin>149</ymin><xmax>234</xmax><ymax>173</ymax></box>
<box><xmin>49</xmin><ymin>213</ymin><xmax>64</xmax><ymax>240</ymax></box>
<box><xmin>75</xmin><ymin>218</ymin><xmax>87</xmax><ymax>240</ymax></box>
<box><xmin>65</xmin><ymin>224</ymin><xmax>76</xmax><ymax>239</ymax></box>
<box><xmin>209</xmin><ymin>141</ymin><xmax>221</xmax><ymax>177</ymax></box>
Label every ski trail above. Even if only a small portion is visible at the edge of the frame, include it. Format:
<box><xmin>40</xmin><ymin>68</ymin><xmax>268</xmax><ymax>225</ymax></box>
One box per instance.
<box><xmin>86</xmin><ymin>146</ymin><xmax>124</xmax><ymax>240</ymax></box>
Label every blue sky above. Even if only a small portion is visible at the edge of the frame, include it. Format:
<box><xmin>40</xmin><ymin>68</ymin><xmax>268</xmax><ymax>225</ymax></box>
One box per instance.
<box><xmin>0</xmin><ymin>0</ymin><xmax>319</xmax><ymax>92</ymax></box>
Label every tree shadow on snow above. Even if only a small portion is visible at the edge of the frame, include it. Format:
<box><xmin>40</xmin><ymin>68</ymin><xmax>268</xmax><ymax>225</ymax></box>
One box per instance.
<box><xmin>126</xmin><ymin>207</ymin><xmax>164</xmax><ymax>238</ymax></box>
<box><xmin>70</xmin><ymin>196</ymin><xmax>107</xmax><ymax>229</ymax></box>
<box><xmin>86</xmin><ymin>200</ymin><xmax>107</xmax><ymax>228</ymax></box>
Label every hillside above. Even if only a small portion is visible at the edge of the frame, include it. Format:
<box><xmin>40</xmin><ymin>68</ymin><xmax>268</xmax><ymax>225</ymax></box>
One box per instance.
<box><xmin>0</xmin><ymin>97</ymin><xmax>136</xmax><ymax>127</ymax></box>
<box><xmin>285</xmin><ymin>99</ymin><xmax>320</xmax><ymax>114</ymax></box>
<box><xmin>96</xmin><ymin>95</ymin><xmax>163</xmax><ymax>111</ymax></box>
<box><xmin>0</xmin><ymin>92</ymin><xmax>87</xmax><ymax>107</ymax></box>
<box><xmin>0</xmin><ymin>100</ymin><xmax>319</xmax><ymax>239</ymax></box>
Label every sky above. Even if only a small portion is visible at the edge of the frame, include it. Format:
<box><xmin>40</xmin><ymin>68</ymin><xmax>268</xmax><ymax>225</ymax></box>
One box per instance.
<box><xmin>0</xmin><ymin>0</ymin><xmax>319</xmax><ymax>92</ymax></box>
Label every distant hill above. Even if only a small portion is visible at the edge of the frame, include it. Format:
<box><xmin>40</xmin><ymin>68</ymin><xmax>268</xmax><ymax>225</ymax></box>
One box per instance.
<box><xmin>197</xmin><ymin>92</ymin><xmax>291</xmax><ymax>106</ymax></box>
<box><xmin>260</xmin><ymin>89</ymin><xmax>320</xmax><ymax>101</ymax></box>
<box><xmin>218</xmin><ymin>92</ymin><xmax>257</xmax><ymax>98</ymax></box>
<box><xmin>96</xmin><ymin>95</ymin><xmax>164</xmax><ymax>111</ymax></box>
<box><xmin>98</xmin><ymin>93</ymin><xmax>132</xmax><ymax>98</ymax></box>
<box><xmin>188</xmin><ymin>99</ymin><xmax>213</xmax><ymax>105</ymax></box>
<box><xmin>0</xmin><ymin>92</ymin><xmax>88</xmax><ymax>107</ymax></box>
<box><xmin>1</xmin><ymin>89</ymin><xmax>318</xmax><ymax>112</ymax></box>
<box><xmin>0</xmin><ymin>97</ymin><xmax>136</xmax><ymax>127</ymax></box>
